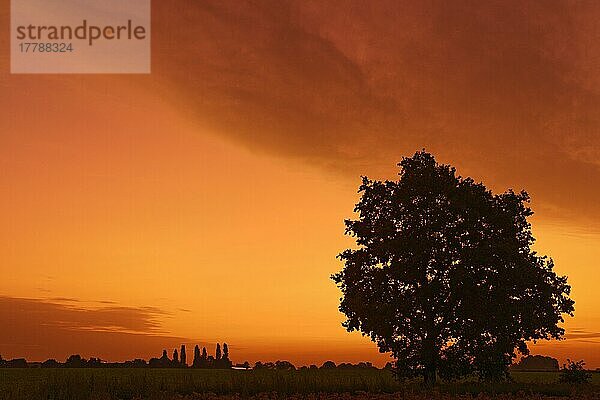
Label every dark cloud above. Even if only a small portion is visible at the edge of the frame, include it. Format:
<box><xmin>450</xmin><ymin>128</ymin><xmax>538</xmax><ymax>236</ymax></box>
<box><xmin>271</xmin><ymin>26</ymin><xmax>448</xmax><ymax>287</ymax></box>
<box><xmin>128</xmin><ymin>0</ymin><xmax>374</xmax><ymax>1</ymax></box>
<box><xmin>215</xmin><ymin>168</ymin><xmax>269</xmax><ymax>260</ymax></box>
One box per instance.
<box><xmin>1</xmin><ymin>0</ymin><xmax>599</xmax><ymax>223</ymax></box>
<box><xmin>0</xmin><ymin>296</ymin><xmax>167</xmax><ymax>333</ymax></box>
<box><xmin>566</xmin><ymin>330</ymin><xmax>600</xmax><ymax>340</ymax></box>
<box><xmin>150</xmin><ymin>0</ymin><xmax>600</xmax><ymax>225</ymax></box>
<box><xmin>47</xmin><ymin>297</ymin><xmax>80</xmax><ymax>303</ymax></box>
<box><xmin>0</xmin><ymin>296</ymin><xmax>189</xmax><ymax>362</ymax></box>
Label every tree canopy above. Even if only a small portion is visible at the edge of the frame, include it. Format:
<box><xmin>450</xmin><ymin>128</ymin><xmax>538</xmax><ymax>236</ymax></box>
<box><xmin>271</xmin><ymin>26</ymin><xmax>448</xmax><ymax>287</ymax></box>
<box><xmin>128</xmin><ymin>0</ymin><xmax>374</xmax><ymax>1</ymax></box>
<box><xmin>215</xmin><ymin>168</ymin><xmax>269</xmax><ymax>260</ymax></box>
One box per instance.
<box><xmin>332</xmin><ymin>151</ymin><xmax>574</xmax><ymax>385</ymax></box>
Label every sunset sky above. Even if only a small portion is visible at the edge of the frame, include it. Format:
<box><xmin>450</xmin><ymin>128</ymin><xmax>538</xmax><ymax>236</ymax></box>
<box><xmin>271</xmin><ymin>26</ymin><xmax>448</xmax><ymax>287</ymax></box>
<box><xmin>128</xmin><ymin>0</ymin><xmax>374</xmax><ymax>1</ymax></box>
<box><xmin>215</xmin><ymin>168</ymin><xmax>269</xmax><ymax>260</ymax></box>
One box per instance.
<box><xmin>1</xmin><ymin>0</ymin><xmax>599</xmax><ymax>368</ymax></box>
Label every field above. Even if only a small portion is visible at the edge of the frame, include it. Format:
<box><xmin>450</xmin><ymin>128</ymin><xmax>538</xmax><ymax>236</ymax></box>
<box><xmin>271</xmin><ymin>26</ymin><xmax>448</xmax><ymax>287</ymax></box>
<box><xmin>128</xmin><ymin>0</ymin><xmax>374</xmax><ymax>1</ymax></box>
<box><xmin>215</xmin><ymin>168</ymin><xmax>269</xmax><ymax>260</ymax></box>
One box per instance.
<box><xmin>0</xmin><ymin>369</ymin><xmax>598</xmax><ymax>400</ymax></box>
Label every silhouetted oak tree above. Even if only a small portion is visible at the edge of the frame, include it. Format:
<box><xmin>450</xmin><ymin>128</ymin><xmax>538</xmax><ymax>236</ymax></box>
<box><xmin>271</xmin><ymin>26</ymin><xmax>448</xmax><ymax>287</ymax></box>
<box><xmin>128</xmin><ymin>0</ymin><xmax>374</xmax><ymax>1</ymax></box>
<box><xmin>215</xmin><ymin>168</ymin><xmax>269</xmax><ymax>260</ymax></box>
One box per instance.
<box><xmin>332</xmin><ymin>151</ymin><xmax>574</xmax><ymax>385</ymax></box>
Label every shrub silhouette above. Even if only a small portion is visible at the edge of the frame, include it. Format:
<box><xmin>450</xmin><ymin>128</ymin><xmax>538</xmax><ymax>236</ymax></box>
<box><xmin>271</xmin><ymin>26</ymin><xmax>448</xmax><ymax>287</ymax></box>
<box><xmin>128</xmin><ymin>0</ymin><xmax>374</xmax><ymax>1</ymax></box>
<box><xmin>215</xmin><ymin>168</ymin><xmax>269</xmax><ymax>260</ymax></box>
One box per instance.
<box><xmin>4</xmin><ymin>358</ymin><xmax>27</xmax><ymax>368</ymax></box>
<box><xmin>148</xmin><ymin>349</ymin><xmax>172</xmax><ymax>368</ymax></box>
<box><xmin>275</xmin><ymin>360</ymin><xmax>296</xmax><ymax>370</ymax></box>
<box><xmin>65</xmin><ymin>355</ymin><xmax>86</xmax><ymax>368</ymax></box>
<box><xmin>559</xmin><ymin>359</ymin><xmax>591</xmax><ymax>384</ymax></box>
<box><xmin>88</xmin><ymin>357</ymin><xmax>102</xmax><ymax>367</ymax></box>
<box><xmin>320</xmin><ymin>361</ymin><xmax>336</xmax><ymax>369</ymax></box>
<box><xmin>511</xmin><ymin>355</ymin><xmax>559</xmax><ymax>371</ymax></box>
<box><xmin>41</xmin><ymin>359</ymin><xmax>60</xmax><ymax>368</ymax></box>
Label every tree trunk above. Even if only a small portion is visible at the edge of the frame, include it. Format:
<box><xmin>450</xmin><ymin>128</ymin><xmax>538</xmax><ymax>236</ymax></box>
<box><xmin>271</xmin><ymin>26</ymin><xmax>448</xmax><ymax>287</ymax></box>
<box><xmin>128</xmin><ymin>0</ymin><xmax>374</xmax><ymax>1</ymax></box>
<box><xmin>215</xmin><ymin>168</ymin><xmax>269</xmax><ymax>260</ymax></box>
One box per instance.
<box><xmin>424</xmin><ymin>364</ymin><xmax>437</xmax><ymax>387</ymax></box>
<box><xmin>422</xmin><ymin>336</ymin><xmax>437</xmax><ymax>387</ymax></box>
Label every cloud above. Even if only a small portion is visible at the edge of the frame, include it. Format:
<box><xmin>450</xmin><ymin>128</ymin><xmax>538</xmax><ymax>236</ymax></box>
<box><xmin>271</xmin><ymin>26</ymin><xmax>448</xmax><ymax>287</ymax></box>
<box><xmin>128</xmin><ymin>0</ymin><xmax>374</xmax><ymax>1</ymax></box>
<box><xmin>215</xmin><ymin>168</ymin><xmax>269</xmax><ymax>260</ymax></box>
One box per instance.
<box><xmin>566</xmin><ymin>330</ymin><xmax>600</xmax><ymax>340</ymax></box>
<box><xmin>1</xmin><ymin>0</ymin><xmax>600</xmax><ymax>224</ymax></box>
<box><xmin>0</xmin><ymin>295</ymin><xmax>168</xmax><ymax>333</ymax></box>
<box><xmin>1</xmin><ymin>1</ymin><xmax>599</xmax><ymax>225</ymax></box>
<box><xmin>0</xmin><ymin>296</ymin><xmax>189</xmax><ymax>362</ymax></box>
<box><xmin>147</xmin><ymin>0</ymin><xmax>600</xmax><ymax>225</ymax></box>
<box><xmin>47</xmin><ymin>297</ymin><xmax>80</xmax><ymax>303</ymax></box>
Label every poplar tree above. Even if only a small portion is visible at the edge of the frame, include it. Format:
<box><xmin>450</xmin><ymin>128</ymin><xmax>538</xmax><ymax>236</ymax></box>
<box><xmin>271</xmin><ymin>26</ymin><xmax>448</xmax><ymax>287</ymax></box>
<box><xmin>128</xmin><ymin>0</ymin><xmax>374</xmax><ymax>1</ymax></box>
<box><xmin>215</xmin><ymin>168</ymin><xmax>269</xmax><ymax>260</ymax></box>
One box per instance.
<box><xmin>223</xmin><ymin>343</ymin><xmax>229</xmax><ymax>360</ymax></box>
<box><xmin>180</xmin><ymin>345</ymin><xmax>187</xmax><ymax>366</ymax></box>
<box><xmin>193</xmin><ymin>345</ymin><xmax>201</xmax><ymax>368</ymax></box>
<box><xmin>216</xmin><ymin>343</ymin><xmax>221</xmax><ymax>360</ymax></box>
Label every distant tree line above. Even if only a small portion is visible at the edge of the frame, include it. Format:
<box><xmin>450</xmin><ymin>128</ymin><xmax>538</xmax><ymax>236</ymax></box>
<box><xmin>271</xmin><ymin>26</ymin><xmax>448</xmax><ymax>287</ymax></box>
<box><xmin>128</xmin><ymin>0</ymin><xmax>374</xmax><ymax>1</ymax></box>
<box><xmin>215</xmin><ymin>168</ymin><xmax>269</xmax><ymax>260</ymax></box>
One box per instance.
<box><xmin>0</xmin><ymin>351</ymin><xmax>391</xmax><ymax>371</ymax></box>
<box><xmin>252</xmin><ymin>360</ymin><xmax>379</xmax><ymax>371</ymax></box>
<box><xmin>2</xmin><ymin>351</ymin><xmax>589</xmax><ymax>374</ymax></box>
<box><xmin>0</xmin><ymin>343</ymin><xmax>232</xmax><ymax>369</ymax></box>
<box><xmin>0</xmin><ymin>350</ymin><xmax>380</xmax><ymax>370</ymax></box>
<box><xmin>510</xmin><ymin>355</ymin><xmax>559</xmax><ymax>372</ymax></box>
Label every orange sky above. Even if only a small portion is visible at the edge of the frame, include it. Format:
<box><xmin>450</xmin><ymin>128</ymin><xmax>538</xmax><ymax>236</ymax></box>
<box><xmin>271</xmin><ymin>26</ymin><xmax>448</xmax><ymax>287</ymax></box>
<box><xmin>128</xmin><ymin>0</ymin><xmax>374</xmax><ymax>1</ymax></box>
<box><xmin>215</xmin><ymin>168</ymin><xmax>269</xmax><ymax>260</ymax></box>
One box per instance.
<box><xmin>0</xmin><ymin>0</ymin><xmax>599</xmax><ymax>368</ymax></box>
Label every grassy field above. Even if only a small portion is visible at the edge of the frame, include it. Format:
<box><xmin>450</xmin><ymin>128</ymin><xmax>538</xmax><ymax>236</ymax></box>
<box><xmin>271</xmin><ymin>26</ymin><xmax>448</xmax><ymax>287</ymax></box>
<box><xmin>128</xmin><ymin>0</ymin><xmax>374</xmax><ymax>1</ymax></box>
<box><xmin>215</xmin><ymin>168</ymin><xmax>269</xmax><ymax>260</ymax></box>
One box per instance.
<box><xmin>0</xmin><ymin>369</ymin><xmax>598</xmax><ymax>400</ymax></box>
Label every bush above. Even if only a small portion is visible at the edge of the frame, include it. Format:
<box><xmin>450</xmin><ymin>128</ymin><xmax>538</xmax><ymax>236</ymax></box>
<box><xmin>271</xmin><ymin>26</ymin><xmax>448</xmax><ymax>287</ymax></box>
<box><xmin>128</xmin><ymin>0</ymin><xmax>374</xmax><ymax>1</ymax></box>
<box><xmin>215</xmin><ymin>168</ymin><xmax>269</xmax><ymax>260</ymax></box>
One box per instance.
<box><xmin>320</xmin><ymin>361</ymin><xmax>336</xmax><ymax>369</ymax></box>
<box><xmin>559</xmin><ymin>359</ymin><xmax>592</xmax><ymax>384</ymax></box>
